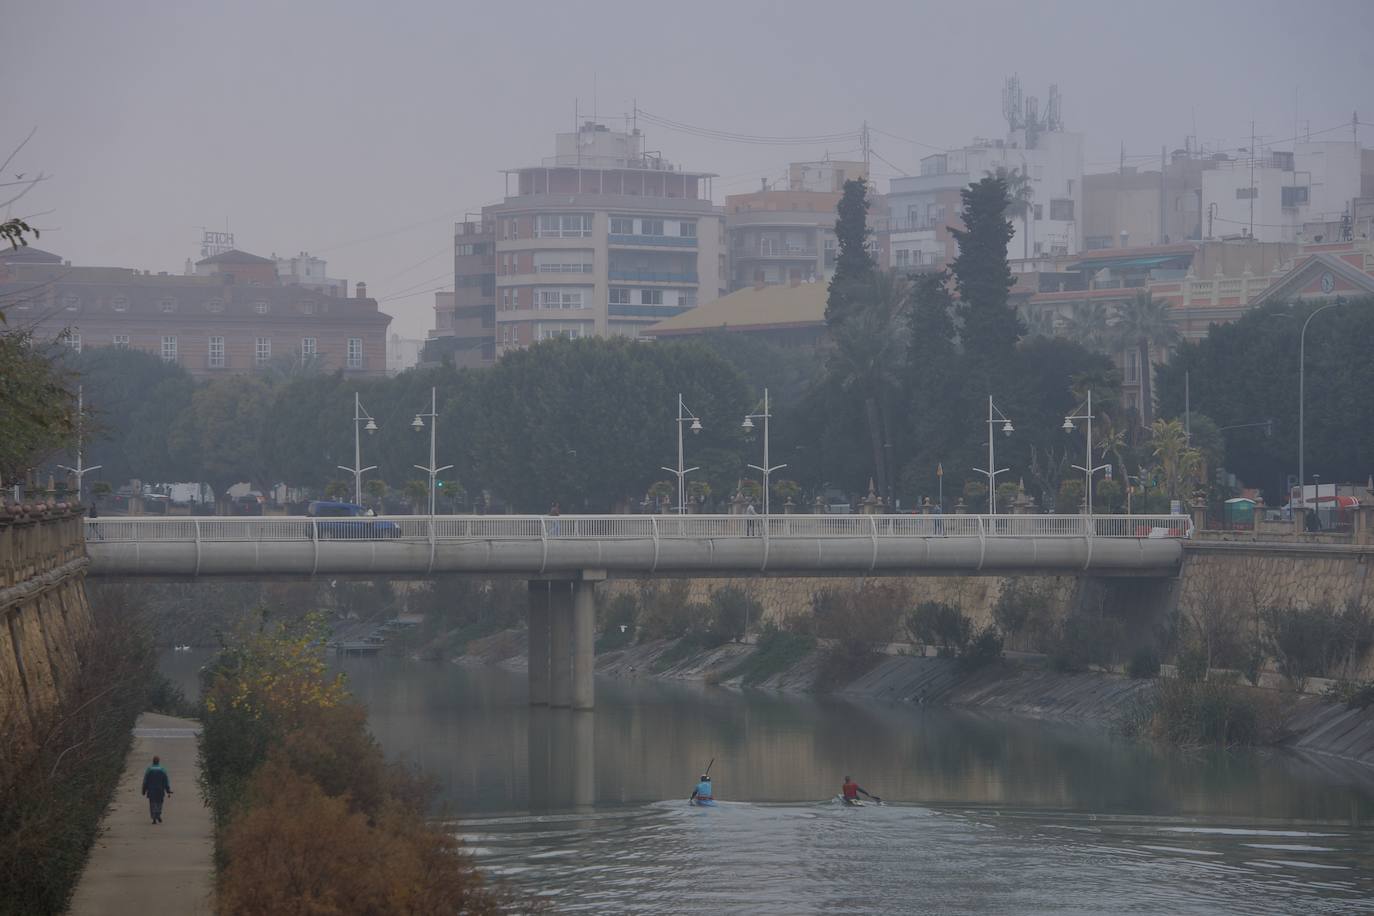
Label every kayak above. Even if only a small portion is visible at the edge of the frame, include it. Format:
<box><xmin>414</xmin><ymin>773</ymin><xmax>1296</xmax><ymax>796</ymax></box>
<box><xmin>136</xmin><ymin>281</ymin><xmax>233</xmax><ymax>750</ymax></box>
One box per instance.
<box><xmin>836</xmin><ymin>795</ymin><xmax>864</xmax><ymax>807</ymax></box>
<box><xmin>690</xmin><ymin>797</ymin><xmax>717</xmax><ymax>807</ymax></box>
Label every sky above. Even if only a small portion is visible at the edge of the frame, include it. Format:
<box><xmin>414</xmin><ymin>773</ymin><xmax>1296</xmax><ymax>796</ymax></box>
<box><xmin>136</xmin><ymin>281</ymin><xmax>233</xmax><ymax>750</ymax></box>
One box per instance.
<box><xmin>4</xmin><ymin>0</ymin><xmax>1372</xmax><ymax>339</ymax></box>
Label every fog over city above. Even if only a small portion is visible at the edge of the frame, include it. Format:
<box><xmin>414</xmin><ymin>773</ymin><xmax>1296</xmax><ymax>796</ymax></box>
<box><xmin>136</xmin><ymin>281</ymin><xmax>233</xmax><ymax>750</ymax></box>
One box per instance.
<box><xmin>4</xmin><ymin>0</ymin><xmax>1371</xmax><ymax>339</ymax></box>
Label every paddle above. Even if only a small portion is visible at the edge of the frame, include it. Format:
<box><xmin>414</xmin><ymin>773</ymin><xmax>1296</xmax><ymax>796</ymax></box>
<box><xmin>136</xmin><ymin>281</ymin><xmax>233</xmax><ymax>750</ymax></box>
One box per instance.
<box><xmin>689</xmin><ymin>758</ymin><xmax>715</xmax><ymax>804</ymax></box>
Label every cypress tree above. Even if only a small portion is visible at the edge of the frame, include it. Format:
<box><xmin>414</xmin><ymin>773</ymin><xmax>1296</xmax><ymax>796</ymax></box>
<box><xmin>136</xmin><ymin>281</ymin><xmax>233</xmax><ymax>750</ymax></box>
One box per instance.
<box><xmin>949</xmin><ymin>176</ymin><xmax>1021</xmax><ymax>371</ymax></box>
<box><xmin>825</xmin><ymin>178</ymin><xmax>875</xmax><ymax>325</ymax></box>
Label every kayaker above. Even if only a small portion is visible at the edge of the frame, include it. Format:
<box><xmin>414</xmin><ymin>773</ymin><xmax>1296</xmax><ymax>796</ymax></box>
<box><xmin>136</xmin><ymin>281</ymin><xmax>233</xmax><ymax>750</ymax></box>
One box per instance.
<box><xmin>690</xmin><ymin>773</ymin><xmax>714</xmax><ymax>804</ymax></box>
<box><xmin>840</xmin><ymin>775</ymin><xmax>879</xmax><ymax>805</ymax></box>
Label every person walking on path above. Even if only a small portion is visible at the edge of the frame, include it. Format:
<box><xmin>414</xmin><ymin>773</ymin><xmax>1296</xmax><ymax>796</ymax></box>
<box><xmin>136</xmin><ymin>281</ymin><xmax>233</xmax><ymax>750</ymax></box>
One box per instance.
<box><xmin>548</xmin><ymin>501</ymin><xmax>561</xmax><ymax>536</ymax></box>
<box><xmin>745</xmin><ymin>502</ymin><xmax>758</xmax><ymax>536</ymax></box>
<box><xmin>141</xmin><ymin>755</ymin><xmax>172</xmax><ymax>824</ymax></box>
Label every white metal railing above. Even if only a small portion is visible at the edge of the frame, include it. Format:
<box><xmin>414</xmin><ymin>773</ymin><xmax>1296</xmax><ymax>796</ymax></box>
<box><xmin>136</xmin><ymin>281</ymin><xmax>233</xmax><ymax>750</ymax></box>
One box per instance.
<box><xmin>83</xmin><ymin>514</ymin><xmax>1190</xmax><ymax>543</ymax></box>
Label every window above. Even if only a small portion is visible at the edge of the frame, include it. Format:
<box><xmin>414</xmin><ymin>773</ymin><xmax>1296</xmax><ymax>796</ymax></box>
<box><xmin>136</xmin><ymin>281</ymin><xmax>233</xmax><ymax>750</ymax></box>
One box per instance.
<box><xmin>1281</xmin><ymin>186</ymin><xmax>1309</xmax><ymax>207</ymax></box>
<box><xmin>159</xmin><ymin>298</ymin><xmax>176</xmax><ymax>313</ymax></box>
<box><xmin>895</xmin><ymin>249</ymin><xmax>911</xmax><ymax>267</ymax></box>
<box><xmin>1235</xmin><ymin>187</ymin><xmax>1258</xmax><ymax>200</ymax></box>
<box><xmin>679</xmin><ymin>221</ymin><xmax>697</xmax><ymax>238</ymax></box>
<box><xmin>63</xmin><ymin>294</ymin><xmax>80</xmax><ymax>311</ymax></box>
<box><xmin>641</xmin><ymin>289</ymin><xmax>663</xmax><ymax>305</ymax></box>
<box><xmin>1085</xmin><ymin>236</ymin><xmax>1114</xmax><ymax>250</ymax></box>
<box><xmin>536</xmin><ymin>288</ymin><xmax>584</xmax><ymax>309</ymax></box>
<box><xmin>253</xmin><ymin>300</ymin><xmax>269</xmax><ymax>314</ymax></box>
<box><xmin>161</xmin><ymin>336</ymin><xmax>178</xmax><ymax>363</ymax></box>
<box><xmin>610</xmin><ymin>217</ymin><xmax>634</xmax><ymax>235</ymax></box>
<box><xmin>1049</xmin><ymin>198</ymin><xmax>1075</xmax><ymax>221</ymax></box>
<box><xmin>535</xmin><ymin>214</ymin><xmax>591</xmax><ymax>238</ymax></box>
<box><xmin>640</xmin><ymin>219</ymin><xmax>664</xmax><ymax>236</ymax></box>
<box><xmin>111</xmin><ymin>296</ymin><xmax>129</xmax><ymax>312</ymax></box>
<box><xmin>301</xmin><ymin>337</ymin><xmax>317</xmax><ymax>358</ymax></box>
<box><xmin>347</xmin><ymin>338</ymin><xmax>363</xmax><ymax>369</ymax></box>
<box><xmin>681</xmin><ymin>292</ymin><xmax>697</xmax><ymax>309</ymax></box>
<box><xmin>539</xmin><ymin>327</ymin><xmax>583</xmax><ymax>341</ymax></box>
<box><xmin>112</xmin><ymin>334</ymin><xmax>130</xmax><ymax>347</ymax></box>
<box><xmin>1033</xmin><ymin>204</ymin><xmax>1044</xmax><ymax>220</ymax></box>
<box><xmin>205</xmin><ymin>298</ymin><xmax>224</xmax><ymax>313</ymax></box>
<box><xmin>208</xmin><ymin>336</ymin><xmax>225</xmax><ymax>368</ymax></box>
<box><xmin>62</xmin><ymin>330</ymin><xmax>81</xmax><ymax>352</ymax></box>
<box><xmin>609</xmin><ymin>288</ymin><xmax>631</xmax><ymax>305</ymax></box>
<box><xmin>255</xmin><ymin>336</ymin><xmax>271</xmax><ymax>364</ymax></box>
<box><xmin>300</xmin><ymin>301</ymin><xmax>316</xmax><ymax>315</ymax></box>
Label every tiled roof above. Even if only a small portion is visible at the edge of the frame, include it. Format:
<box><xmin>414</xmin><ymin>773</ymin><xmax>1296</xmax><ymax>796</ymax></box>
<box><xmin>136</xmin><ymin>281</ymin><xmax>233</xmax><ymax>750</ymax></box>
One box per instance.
<box><xmin>0</xmin><ymin>265</ymin><xmax>389</xmax><ymax>323</ymax></box>
<box><xmin>1</xmin><ymin>245</ymin><xmax>63</xmax><ymax>264</ymax></box>
<box><xmin>647</xmin><ymin>282</ymin><xmax>827</xmax><ymax>335</ymax></box>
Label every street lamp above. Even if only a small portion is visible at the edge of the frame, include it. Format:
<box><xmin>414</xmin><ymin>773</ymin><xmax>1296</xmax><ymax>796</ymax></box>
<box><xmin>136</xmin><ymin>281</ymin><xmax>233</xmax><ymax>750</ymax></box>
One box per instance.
<box><xmin>411</xmin><ymin>386</ymin><xmax>453</xmax><ymax>517</ymax></box>
<box><xmin>972</xmin><ymin>395</ymin><xmax>1014</xmax><ymax>512</ymax></box>
<box><xmin>1063</xmin><ymin>388</ymin><xmax>1111</xmax><ymax>515</ymax></box>
<box><xmin>742</xmin><ymin>388</ymin><xmax>786</xmax><ymax>515</ymax></box>
<box><xmin>337</xmin><ymin>391</ymin><xmax>379</xmax><ymax>505</ymax></box>
<box><xmin>660</xmin><ymin>393</ymin><xmax>702</xmax><ymax>514</ymax></box>
<box><xmin>57</xmin><ymin>385</ymin><xmax>101</xmax><ymax>504</ymax></box>
<box><xmin>1298</xmin><ymin>301</ymin><xmax>1341</xmax><ymax>515</ymax></box>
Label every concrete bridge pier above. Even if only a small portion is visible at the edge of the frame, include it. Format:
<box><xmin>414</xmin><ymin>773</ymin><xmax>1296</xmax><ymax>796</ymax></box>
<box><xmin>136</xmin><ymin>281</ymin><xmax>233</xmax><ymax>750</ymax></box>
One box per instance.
<box><xmin>528</xmin><ymin>575</ymin><xmax>599</xmax><ymax>710</ymax></box>
<box><xmin>527</xmin><ymin>581</ymin><xmax>550</xmax><ymax>705</ymax></box>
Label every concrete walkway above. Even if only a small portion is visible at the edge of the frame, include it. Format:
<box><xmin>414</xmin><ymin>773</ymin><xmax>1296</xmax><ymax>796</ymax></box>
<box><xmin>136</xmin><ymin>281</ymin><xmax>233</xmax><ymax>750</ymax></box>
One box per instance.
<box><xmin>67</xmin><ymin>713</ymin><xmax>214</xmax><ymax>915</ymax></box>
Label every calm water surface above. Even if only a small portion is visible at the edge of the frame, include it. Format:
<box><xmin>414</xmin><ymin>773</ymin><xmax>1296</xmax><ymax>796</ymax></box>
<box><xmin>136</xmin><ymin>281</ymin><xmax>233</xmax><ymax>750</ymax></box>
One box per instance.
<box><xmin>161</xmin><ymin>651</ymin><xmax>1374</xmax><ymax>914</ymax></box>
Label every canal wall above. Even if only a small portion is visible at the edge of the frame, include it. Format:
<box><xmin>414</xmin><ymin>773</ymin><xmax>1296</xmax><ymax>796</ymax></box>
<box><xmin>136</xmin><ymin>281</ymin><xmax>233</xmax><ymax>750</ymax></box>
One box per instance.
<box><xmin>0</xmin><ymin>505</ymin><xmax>95</xmax><ymax>756</ymax></box>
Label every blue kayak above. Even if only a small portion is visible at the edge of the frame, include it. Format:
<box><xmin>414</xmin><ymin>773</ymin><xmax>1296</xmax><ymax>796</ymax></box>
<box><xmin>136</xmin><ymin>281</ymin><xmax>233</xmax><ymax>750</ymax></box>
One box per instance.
<box><xmin>690</xmin><ymin>797</ymin><xmax>717</xmax><ymax>807</ymax></box>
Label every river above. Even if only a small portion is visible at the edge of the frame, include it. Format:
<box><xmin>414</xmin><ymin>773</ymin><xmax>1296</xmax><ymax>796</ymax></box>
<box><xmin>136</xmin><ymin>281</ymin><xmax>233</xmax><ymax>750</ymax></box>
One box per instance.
<box><xmin>160</xmin><ymin>651</ymin><xmax>1374</xmax><ymax>914</ymax></box>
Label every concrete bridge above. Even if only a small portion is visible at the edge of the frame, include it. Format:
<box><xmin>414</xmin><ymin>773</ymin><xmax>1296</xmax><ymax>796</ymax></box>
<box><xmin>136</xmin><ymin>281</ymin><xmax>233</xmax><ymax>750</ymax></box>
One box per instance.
<box><xmin>84</xmin><ymin>513</ymin><xmax>1188</xmax><ymax>709</ymax></box>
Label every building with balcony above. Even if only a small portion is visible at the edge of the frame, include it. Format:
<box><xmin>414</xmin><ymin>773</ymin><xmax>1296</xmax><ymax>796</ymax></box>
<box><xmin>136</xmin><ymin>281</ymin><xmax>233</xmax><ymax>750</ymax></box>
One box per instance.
<box><xmin>423</xmin><ymin>220</ymin><xmax>496</xmax><ymax>369</ymax></box>
<box><xmin>0</xmin><ymin>249</ymin><xmax>390</xmax><ymax>378</ymax></box>
<box><xmin>725</xmin><ymin>187</ymin><xmax>841</xmax><ymax>291</ymax></box>
<box><xmin>479</xmin><ymin>122</ymin><xmax>723</xmax><ymax>353</ymax></box>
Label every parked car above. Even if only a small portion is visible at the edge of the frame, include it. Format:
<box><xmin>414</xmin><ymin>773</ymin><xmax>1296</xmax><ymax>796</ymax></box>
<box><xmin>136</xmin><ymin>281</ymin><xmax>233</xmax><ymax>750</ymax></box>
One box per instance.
<box><xmin>232</xmin><ymin>494</ymin><xmax>265</xmax><ymax>516</ymax></box>
<box><xmin>305</xmin><ymin>501</ymin><xmax>400</xmax><ymax>539</ymax></box>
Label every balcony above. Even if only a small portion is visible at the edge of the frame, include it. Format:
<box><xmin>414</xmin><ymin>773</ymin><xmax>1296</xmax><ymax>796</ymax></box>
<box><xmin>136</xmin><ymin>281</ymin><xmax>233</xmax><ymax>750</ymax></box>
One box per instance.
<box><xmin>608</xmin><ymin>233</ymin><xmax>697</xmax><ymax>248</ymax></box>
<box><xmin>609</xmin><ymin>304</ymin><xmax>692</xmax><ymax>318</ymax></box>
<box><xmin>608</xmin><ymin>269</ymin><xmax>699</xmax><ymax>284</ymax></box>
<box><xmin>735</xmin><ymin>244</ymin><xmax>818</xmax><ymax>260</ymax></box>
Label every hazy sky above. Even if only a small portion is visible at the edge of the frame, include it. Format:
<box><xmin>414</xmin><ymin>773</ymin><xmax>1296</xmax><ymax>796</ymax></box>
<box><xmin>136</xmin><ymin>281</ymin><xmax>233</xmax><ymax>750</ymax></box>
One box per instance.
<box><xmin>5</xmin><ymin>0</ymin><xmax>1372</xmax><ymax>339</ymax></box>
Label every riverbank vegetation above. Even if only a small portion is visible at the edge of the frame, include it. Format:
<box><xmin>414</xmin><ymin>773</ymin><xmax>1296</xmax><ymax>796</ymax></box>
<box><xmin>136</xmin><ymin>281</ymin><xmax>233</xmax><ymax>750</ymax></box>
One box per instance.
<box><xmin>0</xmin><ymin>592</ymin><xmax>156</xmax><ymax>915</ymax></box>
<box><xmin>198</xmin><ymin>615</ymin><xmax>540</xmax><ymax>914</ymax></box>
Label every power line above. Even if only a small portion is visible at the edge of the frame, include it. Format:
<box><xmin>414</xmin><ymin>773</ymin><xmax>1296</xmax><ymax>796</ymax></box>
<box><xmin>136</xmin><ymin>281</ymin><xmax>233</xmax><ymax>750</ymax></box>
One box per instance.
<box><xmin>635</xmin><ymin>108</ymin><xmax>858</xmax><ymax>146</ymax></box>
<box><xmin>868</xmin><ymin>146</ymin><xmax>909</xmax><ymax>177</ymax></box>
<box><xmin>868</xmin><ymin>126</ymin><xmax>951</xmax><ymax>154</ymax></box>
<box><xmin>376</xmin><ymin>269</ymin><xmax>454</xmax><ymax>303</ymax></box>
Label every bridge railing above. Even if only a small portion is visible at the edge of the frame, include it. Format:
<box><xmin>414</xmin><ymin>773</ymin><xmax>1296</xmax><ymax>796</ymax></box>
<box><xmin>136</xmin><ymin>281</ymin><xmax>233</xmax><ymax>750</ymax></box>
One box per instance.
<box><xmin>84</xmin><ymin>514</ymin><xmax>1190</xmax><ymax>542</ymax></box>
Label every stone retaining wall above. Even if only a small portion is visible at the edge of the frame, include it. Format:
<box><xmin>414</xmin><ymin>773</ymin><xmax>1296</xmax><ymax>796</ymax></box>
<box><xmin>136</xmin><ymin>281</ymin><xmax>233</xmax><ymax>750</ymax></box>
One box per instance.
<box><xmin>1</xmin><ymin>506</ymin><xmax>96</xmax><ymax>755</ymax></box>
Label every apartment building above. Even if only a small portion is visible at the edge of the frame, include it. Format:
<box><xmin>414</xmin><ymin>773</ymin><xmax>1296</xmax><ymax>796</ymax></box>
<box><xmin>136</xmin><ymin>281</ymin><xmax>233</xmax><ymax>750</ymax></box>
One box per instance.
<box><xmin>1082</xmin><ymin>153</ymin><xmax>1206</xmax><ymax>250</ymax></box>
<box><xmin>483</xmin><ymin>122</ymin><xmax>723</xmax><ymax>353</ymax></box>
<box><xmin>0</xmin><ymin>248</ymin><xmax>390</xmax><ymax>378</ymax></box>
<box><xmin>1200</xmin><ymin>141</ymin><xmax>1374</xmax><ymax>243</ymax></box>
<box><xmin>424</xmin><ymin>221</ymin><xmax>496</xmax><ymax>369</ymax></box>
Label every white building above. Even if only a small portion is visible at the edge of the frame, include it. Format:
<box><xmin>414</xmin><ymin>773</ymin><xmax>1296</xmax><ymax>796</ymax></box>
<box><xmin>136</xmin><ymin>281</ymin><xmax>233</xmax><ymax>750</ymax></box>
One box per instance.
<box><xmin>1200</xmin><ymin>141</ymin><xmax>1374</xmax><ymax>243</ymax></box>
<box><xmin>274</xmin><ymin>251</ymin><xmax>348</xmax><ymax>297</ymax></box>
<box><xmin>887</xmin><ymin>127</ymin><xmax>1085</xmax><ymax>262</ymax></box>
<box><xmin>386</xmin><ymin>333</ymin><xmax>424</xmax><ymax>375</ymax></box>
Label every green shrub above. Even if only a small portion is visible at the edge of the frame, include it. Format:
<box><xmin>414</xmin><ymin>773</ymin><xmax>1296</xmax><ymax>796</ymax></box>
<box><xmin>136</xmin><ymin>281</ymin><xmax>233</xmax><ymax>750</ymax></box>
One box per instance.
<box><xmin>651</xmin><ymin>630</ymin><xmax>709</xmax><ymax>671</ymax></box>
<box><xmin>147</xmin><ymin>672</ymin><xmax>198</xmax><ymax>718</ymax></box>
<box><xmin>814</xmin><ymin>583</ymin><xmax>906</xmax><ymax>647</ymax></box>
<box><xmin>636</xmin><ymin>580</ymin><xmax>694</xmax><ymax>640</ymax></box>
<box><xmin>720</xmin><ymin>625</ymin><xmax>816</xmax><ymax>686</ymax></box>
<box><xmin>1144</xmin><ymin>677</ymin><xmax>1266</xmax><ymax>747</ymax></box>
<box><xmin>905</xmin><ymin>600</ymin><xmax>971</xmax><ymax>655</ymax></box>
<box><xmin>596</xmin><ymin>594</ymin><xmax>638</xmax><ymax>651</ymax></box>
<box><xmin>1263</xmin><ymin>602</ymin><xmax>1374</xmax><ymax>690</ymax></box>
<box><xmin>1175</xmin><ymin>644</ymin><xmax>1209</xmax><ymax>683</ymax></box>
<box><xmin>1126</xmin><ymin>648</ymin><xmax>1161</xmax><ymax>679</ymax></box>
<box><xmin>991</xmin><ymin>580</ymin><xmax>1054</xmax><ymax>648</ymax></box>
<box><xmin>960</xmin><ymin>625</ymin><xmax>1004</xmax><ymax>669</ymax></box>
<box><xmin>708</xmin><ymin>586</ymin><xmax>759</xmax><ymax>644</ymax></box>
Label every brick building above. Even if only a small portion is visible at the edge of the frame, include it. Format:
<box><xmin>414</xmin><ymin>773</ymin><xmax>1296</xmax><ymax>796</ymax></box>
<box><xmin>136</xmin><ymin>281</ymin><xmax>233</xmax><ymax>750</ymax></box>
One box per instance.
<box><xmin>0</xmin><ymin>248</ymin><xmax>391</xmax><ymax>378</ymax></box>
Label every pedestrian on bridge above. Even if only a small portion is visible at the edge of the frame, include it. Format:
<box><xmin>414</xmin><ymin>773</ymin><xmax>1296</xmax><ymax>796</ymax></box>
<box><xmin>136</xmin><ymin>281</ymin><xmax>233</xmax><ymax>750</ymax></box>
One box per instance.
<box><xmin>141</xmin><ymin>755</ymin><xmax>172</xmax><ymax>824</ymax></box>
<box><xmin>745</xmin><ymin>502</ymin><xmax>758</xmax><ymax>536</ymax></box>
<box><xmin>549</xmin><ymin>501</ymin><xmax>561</xmax><ymax>536</ymax></box>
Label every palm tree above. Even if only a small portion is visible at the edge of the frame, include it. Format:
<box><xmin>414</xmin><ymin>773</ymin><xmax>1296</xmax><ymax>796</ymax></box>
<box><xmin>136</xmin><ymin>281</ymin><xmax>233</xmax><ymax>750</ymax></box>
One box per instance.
<box><xmin>1062</xmin><ymin>302</ymin><xmax>1112</xmax><ymax>352</ymax></box>
<box><xmin>1114</xmin><ymin>291</ymin><xmax>1180</xmax><ymax>428</ymax></box>
<box><xmin>988</xmin><ymin>166</ymin><xmax>1034</xmax><ymax>259</ymax></box>
<box><xmin>1019</xmin><ymin>305</ymin><xmax>1056</xmax><ymax>339</ymax></box>
<box><xmin>828</xmin><ymin>269</ymin><xmax>913</xmax><ymax>506</ymax></box>
<box><xmin>1150</xmin><ymin>418</ymin><xmax>1202</xmax><ymax>501</ymax></box>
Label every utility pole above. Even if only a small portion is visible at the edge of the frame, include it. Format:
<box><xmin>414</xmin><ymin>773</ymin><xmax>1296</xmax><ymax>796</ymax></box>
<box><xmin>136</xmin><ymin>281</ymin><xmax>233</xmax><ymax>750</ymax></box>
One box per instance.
<box><xmin>1160</xmin><ymin>145</ymin><xmax>1167</xmax><ymax>244</ymax></box>
<box><xmin>861</xmin><ymin>121</ymin><xmax>871</xmax><ymax>173</ymax></box>
<box><xmin>1249</xmin><ymin>120</ymin><xmax>1256</xmax><ymax>238</ymax></box>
